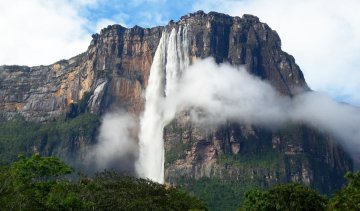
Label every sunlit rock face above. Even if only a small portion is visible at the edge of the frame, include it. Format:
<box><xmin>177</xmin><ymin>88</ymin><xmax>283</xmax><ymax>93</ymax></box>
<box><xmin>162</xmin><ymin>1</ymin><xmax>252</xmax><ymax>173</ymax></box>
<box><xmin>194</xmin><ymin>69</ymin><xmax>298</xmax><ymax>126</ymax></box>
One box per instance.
<box><xmin>0</xmin><ymin>11</ymin><xmax>352</xmax><ymax>193</ymax></box>
<box><xmin>0</xmin><ymin>25</ymin><xmax>162</xmax><ymax>121</ymax></box>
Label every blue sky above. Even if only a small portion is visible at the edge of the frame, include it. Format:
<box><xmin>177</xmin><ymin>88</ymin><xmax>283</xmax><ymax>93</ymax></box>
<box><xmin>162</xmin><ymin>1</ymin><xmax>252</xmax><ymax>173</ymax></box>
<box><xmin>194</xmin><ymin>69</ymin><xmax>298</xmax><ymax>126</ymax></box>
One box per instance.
<box><xmin>0</xmin><ymin>0</ymin><xmax>360</xmax><ymax>106</ymax></box>
<box><xmin>81</xmin><ymin>0</ymin><xmax>195</xmax><ymax>29</ymax></box>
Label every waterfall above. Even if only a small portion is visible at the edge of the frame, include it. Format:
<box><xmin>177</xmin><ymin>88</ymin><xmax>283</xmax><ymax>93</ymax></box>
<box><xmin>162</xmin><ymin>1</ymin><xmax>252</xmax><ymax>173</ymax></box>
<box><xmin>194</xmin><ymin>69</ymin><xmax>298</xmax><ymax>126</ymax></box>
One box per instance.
<box><xmin>136</xmin><ymin>25</ymin><xmax>189</xmax><ymax>183</ymax></box>
<box><xmin>165</xmin><ymin>29</ymin><xmax>180</xmax><ymax>97</ymax></box>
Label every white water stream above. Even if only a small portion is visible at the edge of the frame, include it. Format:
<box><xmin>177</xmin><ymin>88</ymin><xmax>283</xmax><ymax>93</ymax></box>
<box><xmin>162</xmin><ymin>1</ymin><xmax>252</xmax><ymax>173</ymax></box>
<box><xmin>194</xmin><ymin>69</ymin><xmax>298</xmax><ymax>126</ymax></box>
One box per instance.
<box><xmin>136</xmin><ymin>26</ymin><xmax>190</xmax><ymax>183</ymax></box>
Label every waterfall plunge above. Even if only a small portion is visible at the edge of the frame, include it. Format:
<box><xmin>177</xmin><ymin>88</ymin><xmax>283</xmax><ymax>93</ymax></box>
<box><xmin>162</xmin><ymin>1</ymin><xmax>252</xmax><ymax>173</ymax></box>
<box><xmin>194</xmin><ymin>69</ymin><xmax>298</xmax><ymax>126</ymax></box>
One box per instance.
<box><xmin>136</xmin><ymin>26</ymin><xmax>190</xmax><ymax>183</ymax></box>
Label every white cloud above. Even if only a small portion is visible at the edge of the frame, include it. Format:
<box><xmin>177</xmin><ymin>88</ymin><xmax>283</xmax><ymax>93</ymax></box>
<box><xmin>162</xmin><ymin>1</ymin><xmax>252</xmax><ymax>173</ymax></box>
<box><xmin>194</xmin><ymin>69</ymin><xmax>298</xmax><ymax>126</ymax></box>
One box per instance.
<box><xmin>0</xmin><ymin>0</ymin><xmax>92</xmax><ymax>66</ymax></box>
<box><xmin>0</xmin><ymin>0</ymin><xmax>167</xmax><ymax>66</ymax></box>
<box><xmin>192</xmin><ymin>0</ymin><xmax>360</xmax><ymax>105</ymax></box>
<box><xmin>164</xmin><ymin>58</ymin><xmax>360</xmax><ymax>157</ymax></box>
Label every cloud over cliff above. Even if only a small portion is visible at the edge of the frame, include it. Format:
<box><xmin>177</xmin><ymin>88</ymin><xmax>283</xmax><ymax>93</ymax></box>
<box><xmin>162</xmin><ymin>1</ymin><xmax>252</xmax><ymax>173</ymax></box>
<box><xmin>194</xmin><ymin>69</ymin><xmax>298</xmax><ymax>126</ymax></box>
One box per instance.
<box><xmin>164</xmin><ymin>58</ymin><xmax>360</xmax><ymax>156</ymax></box>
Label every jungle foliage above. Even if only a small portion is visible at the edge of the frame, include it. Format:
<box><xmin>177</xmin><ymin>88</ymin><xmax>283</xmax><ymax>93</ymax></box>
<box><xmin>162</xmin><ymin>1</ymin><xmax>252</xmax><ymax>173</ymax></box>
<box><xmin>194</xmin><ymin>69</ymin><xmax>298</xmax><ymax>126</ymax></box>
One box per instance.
<box><xmin>0</xmin><ymin>155</ymin><xmax>206</xmax><ymax>211</ymax></box>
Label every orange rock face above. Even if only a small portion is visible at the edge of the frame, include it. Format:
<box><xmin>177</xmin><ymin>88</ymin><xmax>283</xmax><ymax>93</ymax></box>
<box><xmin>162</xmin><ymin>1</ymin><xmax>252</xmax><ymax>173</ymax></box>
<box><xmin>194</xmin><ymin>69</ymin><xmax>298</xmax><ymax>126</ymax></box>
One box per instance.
<box><xmin>0</xmin><ymin>25</ymin><xmax>162</xmax><ymax>121</ymax></box>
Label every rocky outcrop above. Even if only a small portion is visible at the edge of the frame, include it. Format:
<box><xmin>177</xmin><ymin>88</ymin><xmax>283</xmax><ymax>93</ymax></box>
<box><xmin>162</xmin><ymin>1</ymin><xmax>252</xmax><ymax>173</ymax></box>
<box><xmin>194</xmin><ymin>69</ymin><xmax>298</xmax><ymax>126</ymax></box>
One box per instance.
<box><xmin>0</xmin><ymin>11</ymin><xmax>352</xmax><ymax>195</ymax></box>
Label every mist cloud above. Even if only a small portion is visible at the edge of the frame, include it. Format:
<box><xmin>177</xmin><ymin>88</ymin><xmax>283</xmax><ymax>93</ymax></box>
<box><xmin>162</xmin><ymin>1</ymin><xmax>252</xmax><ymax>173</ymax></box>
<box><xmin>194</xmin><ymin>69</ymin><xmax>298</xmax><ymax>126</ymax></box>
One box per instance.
<box><xmin>87</xmin><ymin>111</ymin><xmax>139</xmax><ymax>174</ymax></box>
<box><xmin>163</xmin><ymin>58</ymin><xmax>360</xmax><ymax>156</ymax></box>
<box><xmin>163</xmin><ymin>58</ymin><xmax>289</xmax><ymax>126</ymax></box>
<box><xmin>291</xmin><ymin>93</ymin><xmax>360</xmax><ymax>155</ymax></box>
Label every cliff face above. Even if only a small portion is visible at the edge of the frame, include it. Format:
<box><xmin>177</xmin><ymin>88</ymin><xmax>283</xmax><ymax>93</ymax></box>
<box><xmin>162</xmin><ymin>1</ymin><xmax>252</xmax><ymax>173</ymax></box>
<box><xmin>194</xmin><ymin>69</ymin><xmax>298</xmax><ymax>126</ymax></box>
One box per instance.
<box><xmin>0</xmin><ymin>11</ymin><xmax>352</xmax><ymax>197</ymax></box>
<box><xmin>164</xmin><ymin>116</ymin><xmax>351</xmax><ymax>194</ymax></box>
<box><xmin>0</xmin><ymin>11</ymin><xmax>307</xmax><ymax>121</ymax></box>
<box><xmin>0</xmin><ymin>25</ymin><xmax>162</xmax><ymax>121</ymax></box>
